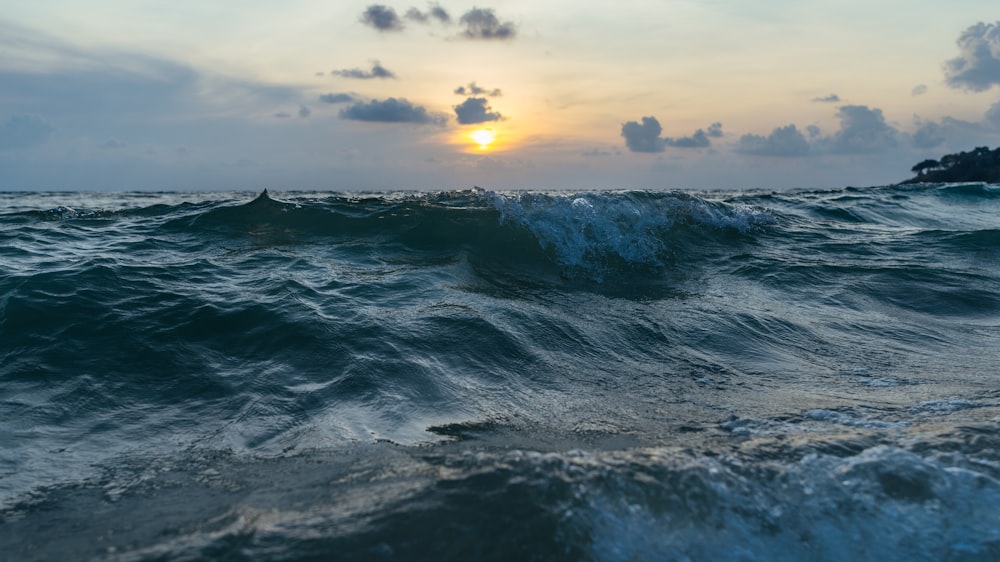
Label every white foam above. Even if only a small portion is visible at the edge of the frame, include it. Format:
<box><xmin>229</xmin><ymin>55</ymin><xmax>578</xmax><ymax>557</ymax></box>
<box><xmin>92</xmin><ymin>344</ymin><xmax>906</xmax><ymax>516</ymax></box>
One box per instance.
<box><xmin>573</xmin><ymin>445</ymin><xmax>1000</xmax><ymax>562</ymax></box>
<box><xmin>909</xmin><ymin>399</ymin><xmax>982</xmax><ymax>414</ymax></box>
<box><xmin>804</xmin><ymin>409</ymin><xmax>908</xmax><ymax>429</ymax></box>
<box><xmin>482</xmin><ymin>190</ymin><xmax>774</xmax><ymax>273</ymax></box>
<box><xmin>486</xmin><ymin>191</ymin><xmax>672</xmax><ymax>270</ymax></box>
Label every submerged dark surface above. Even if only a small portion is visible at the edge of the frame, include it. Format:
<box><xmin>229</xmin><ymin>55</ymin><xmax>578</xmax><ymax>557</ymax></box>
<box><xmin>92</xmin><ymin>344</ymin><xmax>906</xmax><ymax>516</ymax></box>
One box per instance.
<box><xmin>1</xmin><ymin>185</ymin><xmax>999</xmax><ymax>561</ymax></box>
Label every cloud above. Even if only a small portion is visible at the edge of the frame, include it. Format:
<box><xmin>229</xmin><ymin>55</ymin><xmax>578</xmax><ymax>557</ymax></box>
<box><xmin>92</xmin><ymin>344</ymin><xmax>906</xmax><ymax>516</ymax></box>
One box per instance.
<box><xmin>406</xmin><ymin>4</ymin><xmax>450</xmax><ymax>24</ymax></box>
<box><xmin>0</xmin><ymin>114</ymin><xmax>54</xmax><ymax>150</ymax></box>
<box><xmin>911</xmin><ymin>119</ymin><xmax>946</xmax><ymax>149</ymax></box>
<box><xmin>319</xmin><ymin>92</ymin><xmax>355</xmax><ymax>104</ymax></box>
<box><xmin>737</xmin><ymin>124</ymin><xmax>811</xmax><ymax>157</ymax></box>
<box><xmin>274</xmin><ymin>112</ymin><xmax>292</xmax><ymax>119</ymax></box>
<box><xmin>812</xmin><ymin>94</ymin><xmax>841</xmax><ymax>103</ymax></box>
<box><xmin>1</xmin><ymin>23</ymin><xmax>489</xmax><ymax>190</ymax></box>
<box><xmin>736</xmin><ymin>107</ymin><xmax>898</xmax><ymax>157</ymax></box>
<box><xmin>944</xmin><ymin>21</ymin><xmax>1000</xmax><ymax>92</ymax></box>
<box><xmin>828</xmin><ymin>105</ymin><xmax>898</xmax><ymax>153</ymax></box>
<box><xmin>620</xmin><ymin>116</ymin><xmax>666</xmax><ymax>153</ymax></box>
<box><xmin>429</xmin><ymin>4</ymin><xmax>451</xmax><ymax>23</ymax></box>
<box><xmin>361</xmin><ymin>5</ymin><xmax>404</xmax><ymax>32</ymax></box>
<box><xmin>360</xmin><ymin>5</ymin><xmax>513</xmax><ymax>39</ymax></box>
<box><xmin>912</xmin><ymin>84</ymin><xmax>928</xmax><ymax>96</ymax></box>
<box><xmin>430</xmin><ymin>4</ymin><xmax>451</xmax><ymax>23</ymax></box>
<box><xmin>0</xmin><ymin>38</ymin><xmax>210</xmax><ymax>120</ymax></box>
<box><xmin>666</xmin><ymin>129</ymin><xmax>711</xmax><ymax>148</ymax></box>
<box><xmin>332</xmin><ymin>62</ymin><xmax>396</xmax><ymax>80</ymax></box>
<box><xmin>582</xmin><ymin>148</ymin><xmax>616</xmax><ymax>157</ymax></box>
<box><xmin>340</xmin><ymin>97</ymin><xmax>444</xmax><ymax>124</ymax></box>
<box><xmin>405</xmin><ymin>7</ymin><xmax>429</xmax><ymax>22</ymax></box>
<box><xmin>459</xmin><ymin>8</ymin><xmax>517</xmax><ymax>40</ymax></box>
<box><xmin>299</xmin><ymin>105</ymin><xmax>311</xmax><ymax>118</ymax></box>
<box><xmin>454</xmin><ymin>97</ymin><xmax>502</xmax><ymax>124</ymax></box>
<box><xmin>987</xmin><ymin>100</ymin><xmax>1000</xmax><ymax>129</ymax></box>
<box><xmin>454</xmin><ymin>82</ymin><xmax>502</xmax><ymax>97</ymax></box>
<box><xmin>620</xmin><ymin>117</ymin><xmax>720</xmax><ymax>152</ymax></box>
<box><xmin>897</xmin><ymin>107</ymin><xmax>1000</xmax><ymax>150</ymax></box>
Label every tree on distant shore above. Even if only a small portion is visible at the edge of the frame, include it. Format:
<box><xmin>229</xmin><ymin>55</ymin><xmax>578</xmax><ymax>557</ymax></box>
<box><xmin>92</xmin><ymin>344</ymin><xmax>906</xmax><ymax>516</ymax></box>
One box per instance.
<box><xmin>910</xmin><ymin>158</ymin><xmax>940</xmax><ymax>176</ymax></box>
<box><xmin>903</xmin><ymin>146</ymin><xmax>1000</xmax><ymax>183</ymax></box>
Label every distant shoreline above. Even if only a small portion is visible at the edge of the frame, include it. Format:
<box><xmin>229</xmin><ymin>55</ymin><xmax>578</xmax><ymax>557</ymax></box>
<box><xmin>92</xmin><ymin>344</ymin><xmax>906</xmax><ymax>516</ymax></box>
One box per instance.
<box><xmin>900</xmin><ymin>146</ymin><xmax>1000</xmax><ymax>184</ymax></box>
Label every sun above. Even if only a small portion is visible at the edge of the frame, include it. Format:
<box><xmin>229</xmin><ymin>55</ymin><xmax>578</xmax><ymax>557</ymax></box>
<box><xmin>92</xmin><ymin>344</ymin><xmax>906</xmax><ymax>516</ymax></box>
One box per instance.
<box><xmin>469</xmin><ymin>128</ymin><xmax>496</xmax><ymax>150</ymax></box>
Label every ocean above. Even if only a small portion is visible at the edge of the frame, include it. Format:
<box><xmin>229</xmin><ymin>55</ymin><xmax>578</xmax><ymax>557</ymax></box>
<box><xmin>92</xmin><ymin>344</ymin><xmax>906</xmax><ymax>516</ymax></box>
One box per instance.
<box><xmin>1</xmin><ymin>184</ymin><xmax>998</xmax><ymax>561</ymax></box>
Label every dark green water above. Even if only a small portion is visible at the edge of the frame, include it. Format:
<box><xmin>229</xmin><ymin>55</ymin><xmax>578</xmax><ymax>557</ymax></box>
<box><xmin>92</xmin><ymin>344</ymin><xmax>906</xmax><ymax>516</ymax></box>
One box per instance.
<box><xmin>2</xmin><ymin>185</ymin><xmax>999</xmax><ymax>561</ymax></box>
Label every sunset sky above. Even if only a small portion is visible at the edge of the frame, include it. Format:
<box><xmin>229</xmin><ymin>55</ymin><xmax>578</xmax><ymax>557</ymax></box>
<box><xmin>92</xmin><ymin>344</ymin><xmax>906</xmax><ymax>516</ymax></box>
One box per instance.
<box><xmin>2</xmin><ymin>2</ymin><xmax>1000</xmax><ymax>190</ymax></box>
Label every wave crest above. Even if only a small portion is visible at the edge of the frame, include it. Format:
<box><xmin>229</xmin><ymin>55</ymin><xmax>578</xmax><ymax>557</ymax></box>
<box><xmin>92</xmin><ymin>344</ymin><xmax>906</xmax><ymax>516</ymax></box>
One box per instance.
<box><xmin>483</xmin><ymin>190</ymin><xmax>774</xmax><ymax>274</ymax></box>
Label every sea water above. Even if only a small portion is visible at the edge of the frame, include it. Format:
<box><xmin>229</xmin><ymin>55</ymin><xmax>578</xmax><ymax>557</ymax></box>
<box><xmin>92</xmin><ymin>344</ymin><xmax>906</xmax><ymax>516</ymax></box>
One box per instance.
<box><xmin>1</xmin><ymin>185</ymin><xmax>998</xmax><ymax>561</ymax></box>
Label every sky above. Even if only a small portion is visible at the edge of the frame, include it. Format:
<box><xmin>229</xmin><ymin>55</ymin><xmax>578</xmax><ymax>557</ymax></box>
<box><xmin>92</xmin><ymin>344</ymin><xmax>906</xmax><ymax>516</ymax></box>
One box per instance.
<box><xmin>2</xmin><ymin>1</ymin><xmax>1000</xmax><ymax>191</ymax></box>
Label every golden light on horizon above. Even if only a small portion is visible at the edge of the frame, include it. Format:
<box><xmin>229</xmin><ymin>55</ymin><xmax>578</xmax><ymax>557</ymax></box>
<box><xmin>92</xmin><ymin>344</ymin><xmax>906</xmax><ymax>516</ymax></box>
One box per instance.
<box><xmin>470</xmin><ymin>128</ymin><xmax>496</xmax><ymax>150</ymax></box>
<box><xmin>440</xmin><ymin>124</ymin><xmax>525</xmax><ymax>154</ymax></box>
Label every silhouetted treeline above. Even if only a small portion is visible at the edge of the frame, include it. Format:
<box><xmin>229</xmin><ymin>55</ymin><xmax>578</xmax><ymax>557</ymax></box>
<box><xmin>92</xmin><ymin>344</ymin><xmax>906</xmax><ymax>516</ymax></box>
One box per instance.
<box><xmin>903</xmin><ymin>146</ymin><xmax>1000</xmax><ymax>183</ymax></box>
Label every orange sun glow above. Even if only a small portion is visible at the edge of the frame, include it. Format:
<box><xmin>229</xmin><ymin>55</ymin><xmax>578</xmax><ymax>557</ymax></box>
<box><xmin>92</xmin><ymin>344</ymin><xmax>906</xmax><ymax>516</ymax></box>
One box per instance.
<box><xmin>470</xmin><ymin>129</ymin><xmax>495</xmax><ymax>150</ymax></box>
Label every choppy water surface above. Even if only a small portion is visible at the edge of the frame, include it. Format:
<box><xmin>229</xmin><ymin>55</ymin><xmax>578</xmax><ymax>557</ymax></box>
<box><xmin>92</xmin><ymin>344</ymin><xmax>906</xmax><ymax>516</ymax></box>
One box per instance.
<box><xmin>1</xmin><ymin>185</ymin><xmax>999</xmax><ymax>561</ymax></box>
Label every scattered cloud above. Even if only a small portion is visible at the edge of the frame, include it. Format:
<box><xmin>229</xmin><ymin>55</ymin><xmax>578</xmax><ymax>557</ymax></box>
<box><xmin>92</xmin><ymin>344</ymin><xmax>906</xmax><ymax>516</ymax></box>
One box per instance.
<box><xmin>429</xmin><ymin>4</ymin><xmax>451</xmax><ymax>23</ymax></box>
<box><xmin>361</xmin><ymin>5</ymin><xmax>404</xmax><ymax>32</ymax></box>
<box><xmin>620</xmin><ymin>117</ymin><xmax>720</xmax><ymax>152</ymax></box>
<box><xmin>454</xmin><ymin>82</ymin><xmax>502</xmax><ymax>97</ymax></box>
<box><xmin>0</xmin><ymin>114</ymin><xmax>54</xmax><ymax>150</ymax></box>
<box><xmin>459</xmin><ymin>8</ymin><xmax>516</xmax><ymax>40</ymax></box>
<box><xmin>812</xmin><ymin>94</ymin><xmax>841</xmax><ymax>103</ymax></box>
<box><xmin>0</xmin><ymin>45</ymin><xmax>212</xmax><ymax>119</ymax></box>
<box><xmin>621</xmin><ymin>116</ymin><xmax>666</xmax><ymax>153</ymax></box>
<box><xmin>987</xmin><ymin>100</ymin><xmax>1000</xmax><ymax>129</ymax></box>
<box><xmin>944</xmin><ymin>21</ymin><xmax>1000</xmax><ymax>92</ymax></box>
<box><xmin>406</xmin><ymin>4</ymin><xmax>450</xmax><ymax>24</ymax></box>
<box><xmin>894</xmin><ymin>107</ymin><xmax>1000</xmax><ymax>151</ymax></box>
<box><xmin>319</xmin><ymin>92</ymin><xmax>356</xmax><ymax>104</ymax></box>
<box><xmin>454</xmin><ymin>97</ymin><xmax>502</xmax><ymax>124</ymax></box>
<box><xmin>405</xmin><ymin>7</ymin><xmax>429</xmax><ymax>22</ymax></box>
<box><xmin>332</xmin><ymin>62</ymin><xmax>396</xmax><ymax>80</ymax></box>
<box><xmin>737</xmin><ymin>106</ymin><xmax>902</xmax><ymax>157</ymax></box>
<box><xmin>0</xmin><ymin>23</ymin><xmax>476</xmax><ymax>189</ymax></box>
<box><xmin>737</xmin><ymin>124</ymin><xmax>812</xmax><ymax>157</ymax></box>
<box><xmin>299</xmin><ymin>105</ymin><xmax>311</xmax><ymax>118</ymax></box>
<box><xmin>827</xmin><ymin>105</ymin><xmax>898</xmax><ymax>153</ymax></box>
<box><xmin>912</xmin><ymin>84</ymin><xmax>928</xmax><ymax>96</ymax></box>
<box><xmin>274</xmin><ymin>112</ymin><xmax>292</xmax><ymax>119</ymax></box>
<box><xmin>340</xmin><ymin>97</ymin><xmax>445</xmax><ymax>124</ymax></box>
<box><xmin>582</xmin><ymin>148</ymin><xmax>616</xmax><ymax>157</ymax></box>
<box><xmin>911</xmin><ymin>119</ymin><xmax>946</xmax><ymax>149</ymax></box>
<box><xmin>359</xmin><ymin>5</ymin><xmax>514</xmax><ymax>40</ymax></box>
<box><xmin>666</xmin><ymin>129</ymin><xmax>711</xmax><ymax>148</ymax></box>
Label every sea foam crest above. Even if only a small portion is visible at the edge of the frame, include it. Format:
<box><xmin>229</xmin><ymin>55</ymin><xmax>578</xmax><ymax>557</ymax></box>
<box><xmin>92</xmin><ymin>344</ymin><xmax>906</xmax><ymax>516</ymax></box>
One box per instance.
<box><xmin>482</xmin><ymin>190</ymin><xmax>773</xmax><ymax>272</ymax></box>
<box><xmin>574</xmin><ymin>446</ymin><xmax>1000</xmax><ymax>562</ymax></box>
